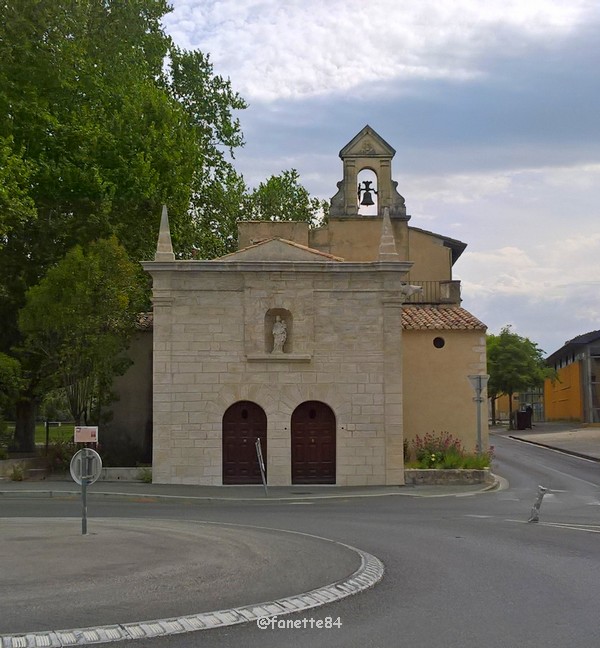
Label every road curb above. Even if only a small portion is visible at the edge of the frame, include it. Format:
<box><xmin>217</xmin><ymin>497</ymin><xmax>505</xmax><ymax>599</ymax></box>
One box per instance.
<box><xmin>0</xmin><ymin>537</ymin><xmax>383</xmax><ymax>647</ymax></box>
<box><xmin>507</xmin><ymin>436</ymin><xmax>600</xmax><ymax>463</ymax></box>
<box><xmin>0</xmin><ymin>482</ymin><xmax>497</xmax><ymax>502</ymax></box>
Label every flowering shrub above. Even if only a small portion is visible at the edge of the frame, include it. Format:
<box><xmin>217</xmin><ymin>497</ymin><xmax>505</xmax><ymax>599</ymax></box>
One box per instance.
<box><xmin>406</xmin><ymin>431</ymin><xmax>493</xmax><ymax>469</ymax></box>
<box><xmin>413</xmin><ymin>431</ymin><xmax>463</xmax><ymax>466</ymax></box>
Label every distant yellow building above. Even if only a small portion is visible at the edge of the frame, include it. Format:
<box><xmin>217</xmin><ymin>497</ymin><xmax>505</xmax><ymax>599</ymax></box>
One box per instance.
<box><xmin>493</xmin><ymin>390</ymin><xmax>543</xmax><ymax>424</ymax></box>
<box><xmin>544</xmin><ymin>331</ymin><xmax>600</xmax><ymax>423</ymax></box>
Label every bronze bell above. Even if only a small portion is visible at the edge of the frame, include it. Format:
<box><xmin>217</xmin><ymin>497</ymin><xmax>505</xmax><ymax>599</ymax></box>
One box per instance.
<box><xmin>358</xmin><ymin>180</ymin><xmax>377</xmax><ymax>206</ymax></box>
<box><xmin>360</xmin><ymin>189</ymin><xmax>375</xmax><ymax>206</ymax></box>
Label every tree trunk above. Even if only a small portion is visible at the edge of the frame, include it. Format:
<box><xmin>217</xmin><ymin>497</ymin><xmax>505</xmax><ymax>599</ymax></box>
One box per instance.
<box><xmin>490</xmin><ymin>397</ymin><xmax>497</xmax><ymax>426</ymax></box>
<box><xmin>13</xmin><ymin>398</ymin><xmax>36</xmax><ymax>453</ymax></box>
<box><xmin>507</xmin><ymin>391</ymin><xmax>514</xmax><ymax>430</ymax></box>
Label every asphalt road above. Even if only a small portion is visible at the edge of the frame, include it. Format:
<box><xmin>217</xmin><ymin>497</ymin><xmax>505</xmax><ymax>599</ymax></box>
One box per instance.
<box><xmin>2</xmin><ymin>432</ymin><xmax>600</xmax><ymax>648</ymax></box>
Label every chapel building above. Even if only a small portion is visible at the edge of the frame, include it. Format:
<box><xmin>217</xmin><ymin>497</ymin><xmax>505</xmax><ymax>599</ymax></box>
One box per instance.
<box><xmin>141</xmin><ymin>126</ymin><xmax>488</xmax><ymax>486</ymax></box>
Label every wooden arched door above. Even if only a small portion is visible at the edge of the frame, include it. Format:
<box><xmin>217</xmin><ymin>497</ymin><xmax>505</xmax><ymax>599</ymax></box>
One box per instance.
<box><xmin>291</xmin><ymin>401</ymin><xmax>336</xmax><ymax>484</ymax></box>
<box><xmin>222</xmin><ymin>401</ymin><xmax>267</xmax><ymax>484</ymax></box>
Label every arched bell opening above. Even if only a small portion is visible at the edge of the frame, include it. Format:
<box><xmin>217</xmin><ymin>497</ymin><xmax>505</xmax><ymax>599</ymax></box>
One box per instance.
<box><xmin>357</xmin><ymin>168</ymin><xmax>378</xmax><ymax>216</ymax></box>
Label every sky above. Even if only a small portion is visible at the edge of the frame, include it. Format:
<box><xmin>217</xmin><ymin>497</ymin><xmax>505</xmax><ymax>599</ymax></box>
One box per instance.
<box><xmin>163</xmin><ymin>0</ymin><xmax>600</xmax><ymax>357</ymax></box>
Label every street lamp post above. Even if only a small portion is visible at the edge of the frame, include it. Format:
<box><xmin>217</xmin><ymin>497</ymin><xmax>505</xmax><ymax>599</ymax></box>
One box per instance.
<box><xmin>468</xmin><ymin>374</ymin><xmax>489</xmax><ymax>455</ymax></box>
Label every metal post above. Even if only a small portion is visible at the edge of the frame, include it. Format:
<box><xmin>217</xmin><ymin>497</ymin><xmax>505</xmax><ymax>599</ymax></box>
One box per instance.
<box><xmin>528</xmin><ymin>485</ymin><xmax>548</xmax><ymax>522</ymax></box>
<box><xmin>468</xmin><ymin>374</ymin><xmax>489</xmax><ymax>456</ymax></box>
<box><xmin>475</xmin><ymin>387</ymin><xmax>482</xmax><ymax>456</ymax></box>
<box><xmin>70</xmin><ymin>447</ymin><xmax>102</xmax><ymax>536</ymax></box>
<box><xmin>255</xmin><ymin>438</ymin><xmax>268</xmax><ymax>497</ymax></box>
<box><xmin>81</xmin><ymin>451</ymin><xmax>91</xmax><ymax>535</ymax></box>
<box><xmin>82</xmin><ymin>477</ymin><xmax>88</xmax><ymax>535</ymax></box>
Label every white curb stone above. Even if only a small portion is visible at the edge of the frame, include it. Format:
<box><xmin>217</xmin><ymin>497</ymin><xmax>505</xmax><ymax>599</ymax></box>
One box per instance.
<box><xmin>1</xmin><ymin>547</ymin><xmax>383</xmax><ymax>647</ymax></box>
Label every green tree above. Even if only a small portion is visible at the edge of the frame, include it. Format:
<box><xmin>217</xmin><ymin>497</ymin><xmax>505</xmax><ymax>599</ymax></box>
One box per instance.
<box><xmin>190</xmin><ymin>166</ymin><xmax>251</xmax><ymax>258</ymax></box>
<box><xmin>190</xmin><ymin>169</ymin><xmax>328</xmax><ymax>258</ymax></box>
<box><xmin>247</xmin><ymin>169</ymin><xmax>328</xmax><ymax>227</ymax></box>
<box><xmin>0</xmin><ymin>137</ymin><xmax>36</xmax><ymax>245</ymax></box>
<box><xmin>0</xmin><ymin>0</ymin><xmax>246</xmax><ymax>448</ymax></box>
<box><xmin>487</xmin><ymin>326</ymin><xmax>553</xmax><ymax>429</ymax></box>
<box><xmin>19</xmin><ymin>237</ymin><xmax>144</xmax><ymax>426</ymax></box>
<box><xmin>0</xmin><ymin>352</ymin><xmax>21</xmax><ymax>429</ymax></box>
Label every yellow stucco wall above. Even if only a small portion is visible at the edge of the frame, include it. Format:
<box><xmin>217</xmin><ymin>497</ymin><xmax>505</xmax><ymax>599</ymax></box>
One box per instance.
<box><xmin>309</xmin><ymin>219</ymin><xmax>410</xmax><ymax>261</ymax></box>
<box><xmin>544</xmin><ymin>362</ymin><xmax>583</xmax><ymax>421</ymax></box>
<box><xmin>240</xmin><ymin>220</ymin><xmax>453</xmax><ymax>282</ymax></box>
<box><xmin>403</xmin><ymin>329</ymin><xmax>489</xmax><ymax>452</ymax></box>
<box><xmin>495</xmin><ymin>393</ymin><xmax>518</xmax><ymax>419</ymax></box>
<box><xmin>407</xmin><ymin>229</ymin><xmax>453</xmax><ymax>281</ymax></box>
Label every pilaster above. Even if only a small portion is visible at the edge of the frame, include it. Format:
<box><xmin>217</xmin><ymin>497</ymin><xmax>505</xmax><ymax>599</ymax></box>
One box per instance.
<box><xmin>383</xmin><ymin>298</ymin><xmax>405</xmax><ymax>484</ymax></box>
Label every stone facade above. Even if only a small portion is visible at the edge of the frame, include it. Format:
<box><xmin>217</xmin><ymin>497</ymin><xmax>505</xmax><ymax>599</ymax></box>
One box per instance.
<box><xmin>140</xmin><ymin>126</ymin><xmax>488</xmax><ymax>486</ymax></box>
<box><xmin>145</xmin><ymin>246</ymin><xmax>412</xmax><ymax>486</ymax></box>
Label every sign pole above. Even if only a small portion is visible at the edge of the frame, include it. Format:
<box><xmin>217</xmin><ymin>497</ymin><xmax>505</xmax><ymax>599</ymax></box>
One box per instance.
<box><xmin>70</xmin><ymin>447</ymin><xmax>102</xmax><ymax>536</ymax></box>
<box><xmin>255</xmin><ymin>438</ymin><xmax>268</xmax><ymax>497</ymax></box>
<box><xmin>475</xmin><ymin>387</ymin><xmax>482</xmax><ymax>456</ymax></box>
<box><xmin>82</xmin><ymin>476</ymin><xmax>88</xmax><ymax>535</ymax></box>
<box><xmin>468</xmin><ymin>374</ymin><xmax>489</xmax><ymax>456</ymax></box>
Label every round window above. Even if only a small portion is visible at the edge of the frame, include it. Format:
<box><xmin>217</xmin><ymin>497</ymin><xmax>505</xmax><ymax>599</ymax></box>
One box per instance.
<box><xmin>433</xmin><ymin>337</ymin><xmax>445</xmax><ymax>349</ymax></box>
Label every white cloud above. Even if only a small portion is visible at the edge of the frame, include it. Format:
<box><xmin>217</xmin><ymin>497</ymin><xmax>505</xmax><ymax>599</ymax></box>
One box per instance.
<box><xmin>165</xmin><ymin>0</ymin><xmax>597</xmax><ymax>101</ymax></box>
<box><xmin>162</xmin><ymin>1</ymin><xmax>600</xmax><ymax>354</ymax></box>
<box><xmin>406</xmin><ymin>172</ymin><xmax>513</xmax><ymax>206</ymax></box>
<box><xmin>458</xmin><ymin>227</ymin><xmax>600</xmax><ymax>294</ymax></box>
<box><xmin>458</xmin><ymin>232</ymin><xmax>600</xmax><ymax>351</ymax></box>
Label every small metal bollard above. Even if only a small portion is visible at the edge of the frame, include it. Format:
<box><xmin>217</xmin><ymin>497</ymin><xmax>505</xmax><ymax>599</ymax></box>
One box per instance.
<box><xmin>528</xmin><ymin>485</ymin><xmax>548</xmax><ymax>523</ymax></box>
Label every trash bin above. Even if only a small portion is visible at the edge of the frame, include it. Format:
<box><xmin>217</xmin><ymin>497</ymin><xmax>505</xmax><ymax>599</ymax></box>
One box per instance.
<box><xmin>515</xmin><ymin>410</ymin><xmax>532</xmax><ymax>430</ymax></box>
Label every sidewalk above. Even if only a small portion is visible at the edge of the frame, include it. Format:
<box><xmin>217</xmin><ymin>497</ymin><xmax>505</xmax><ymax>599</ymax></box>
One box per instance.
<box><xmin>496</xmin><ymin>421</ymin><xmax>600</xmax><ymax>462</ymax></box>
<box><xmin>3</xmin><ymin>422</ymin><xmax>597</xmax><ymax>501</ymax></box>
<box><xmin>0</xmin><ymin>478</ymin><xmax>496</xmax><ymax>501</ymax></box>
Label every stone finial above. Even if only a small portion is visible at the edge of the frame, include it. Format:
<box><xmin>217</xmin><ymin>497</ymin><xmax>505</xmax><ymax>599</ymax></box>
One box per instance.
<box><xmin>378</xmin><ymin>207</ymin><xmax>400</xmax><ymax>260</ymax></box>
<box><xmin>155</xmin><ymin>204</ymin><xmax>175</xmax><ymax>261</ymax></box>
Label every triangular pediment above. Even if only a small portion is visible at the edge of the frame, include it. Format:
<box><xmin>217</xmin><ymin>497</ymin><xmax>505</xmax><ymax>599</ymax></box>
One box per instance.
<box><xmin>217</xmin><ymin>238</ymin><xmax>344</xmax><ymax>262</ymax></box>
<box><xmin>340</xmin><ymin>125</ymin><xmax>396</xmax><ymax>159</ymax></box>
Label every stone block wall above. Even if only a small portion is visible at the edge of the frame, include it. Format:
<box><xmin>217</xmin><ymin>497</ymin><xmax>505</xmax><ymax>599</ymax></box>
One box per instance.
<box><xmin>150</xmin><ymin>262</ymin><xmax>407</xmax><ymax>486</ymax></box>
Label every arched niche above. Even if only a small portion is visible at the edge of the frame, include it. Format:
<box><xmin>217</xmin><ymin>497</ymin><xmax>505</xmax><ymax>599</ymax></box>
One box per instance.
<box><xmin>264</xmin><ymin>308</ymin><xmax>293</xmax><ymax>354</ymax></box>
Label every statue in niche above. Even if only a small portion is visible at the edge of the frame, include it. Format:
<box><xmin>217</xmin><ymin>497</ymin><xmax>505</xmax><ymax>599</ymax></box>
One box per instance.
<box><xmin>272</xmin><ymin>315</ymin><xmax>287</xmax><ymax>353</ymax></box>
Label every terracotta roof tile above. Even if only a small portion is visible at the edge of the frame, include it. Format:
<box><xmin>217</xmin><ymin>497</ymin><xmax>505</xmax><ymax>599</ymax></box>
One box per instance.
<box><xmin>402</xmin><ymin>306</ymin><xmax>486</xmax><ymax>331</ymax></box>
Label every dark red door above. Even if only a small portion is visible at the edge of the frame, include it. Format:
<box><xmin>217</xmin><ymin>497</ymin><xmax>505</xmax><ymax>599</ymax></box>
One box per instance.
<box><xmin>222</xmin><ymin>401</ymin><xmax>267</xmax><ymax>484</ymax></box>
<box><xmin>291</xmin><ymin>401</ymin><xmax>336</xmax><ymax>484</ymax></box>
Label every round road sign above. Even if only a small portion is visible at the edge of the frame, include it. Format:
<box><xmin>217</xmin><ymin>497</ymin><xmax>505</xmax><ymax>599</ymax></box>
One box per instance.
<box><xmin>70</xmin><ymin>448</ymin><xmax>103</xmax><ymax>485</ymax></box>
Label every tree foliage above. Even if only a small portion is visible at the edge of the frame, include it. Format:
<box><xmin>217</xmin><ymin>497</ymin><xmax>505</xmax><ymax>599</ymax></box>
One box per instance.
<box><xmin>487</xmin><ymin>326</ymin><xmax>553</xmax><ymax>427</ymax></box>
<box><xmin>0</xmin><ymin>1</ymin><xmax>325</xmax><ymax>449</ymax></box>
<box><xmin>0</xmin><ymin>137</ymin><xmax>35</xmax><ymax>245</ymax></box>
<box><xmin>0</xmin><ymin>0</ymin><xmax>246</xmax><ymax>341</ymax></box>
<box><xmin>0</xmin><ymin>0</ymin><xmax>246</xmax><ymax>448</ymax></box>
<box><xmin>0</xmin><ymin>352</ymin><xmax>21</xmax><ymax>414</ymax></box>
<box><xmin>19</xmin><ymin>237</ymin><xmax>144</xmax><ymax>424</ymax></box>
<box><xmin>247</xmin><ymin>169</ymin><xmax>328</xmax><ymax>226</ymax></box>
<box><xmin>191</xmin><ymin>169</ymin><xmax>329</xmax><ymax>258</ymax></box>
